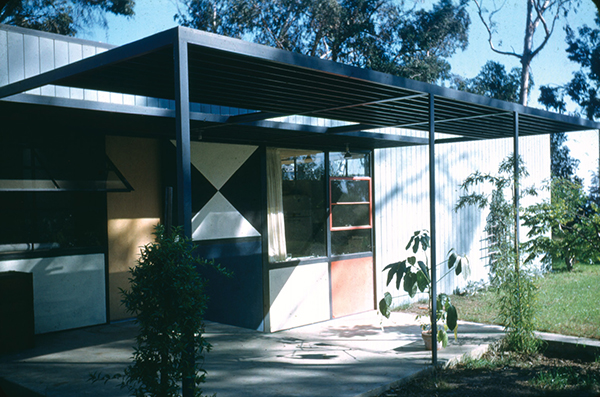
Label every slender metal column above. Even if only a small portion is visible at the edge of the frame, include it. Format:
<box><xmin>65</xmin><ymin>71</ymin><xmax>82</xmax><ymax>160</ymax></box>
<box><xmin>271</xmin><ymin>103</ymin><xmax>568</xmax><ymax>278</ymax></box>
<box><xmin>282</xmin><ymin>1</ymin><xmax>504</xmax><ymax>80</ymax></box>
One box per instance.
<box><xmin>514</xmin><ymin>112</ymin><xmax>520</xmax><ymax>273</ymax></box>
<box><xmin>174</xmin><ymin>34</ymin><xmax>192</xmax><ymax>238</ymax></box>
<box><xmin>174</xmin><ymin>32</ymin><xmax>194</xmax><ymax>397</ymax></box>
<box><xmin>429</xmin><ymin>93</ymin><xmax>437</xmax><ymax>367</ymax></box>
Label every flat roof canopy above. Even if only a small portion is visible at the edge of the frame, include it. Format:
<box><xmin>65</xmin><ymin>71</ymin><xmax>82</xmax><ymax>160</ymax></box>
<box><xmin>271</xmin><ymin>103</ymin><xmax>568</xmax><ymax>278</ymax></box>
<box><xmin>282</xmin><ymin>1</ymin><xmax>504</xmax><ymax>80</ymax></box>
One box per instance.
<box><xmin>1</xmin><ymin>26</ymin><xmax>599</xmax><ymax>150</ymax></box>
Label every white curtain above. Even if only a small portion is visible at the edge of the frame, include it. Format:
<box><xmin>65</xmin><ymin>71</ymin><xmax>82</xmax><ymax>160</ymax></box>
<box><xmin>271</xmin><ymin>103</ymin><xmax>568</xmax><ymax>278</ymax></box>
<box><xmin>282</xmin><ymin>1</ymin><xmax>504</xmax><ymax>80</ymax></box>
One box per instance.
<box><xmin>267</xmin><ymin>147</ymin><xmax>287</xmax><ymax>262</ymax></box>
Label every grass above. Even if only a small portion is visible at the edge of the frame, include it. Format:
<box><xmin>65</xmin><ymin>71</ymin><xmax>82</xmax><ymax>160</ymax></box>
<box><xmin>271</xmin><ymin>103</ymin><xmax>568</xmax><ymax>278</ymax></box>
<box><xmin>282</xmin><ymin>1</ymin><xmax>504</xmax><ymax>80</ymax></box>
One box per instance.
<box><xmin>450</xmin><ymin>264</ymin><xmax>600</xmax><ymax>339</ymax></box>
<box><xmin>532</xmin><ymin>367</ymin><xmax>600</xmax><ymax>391</ymax></box>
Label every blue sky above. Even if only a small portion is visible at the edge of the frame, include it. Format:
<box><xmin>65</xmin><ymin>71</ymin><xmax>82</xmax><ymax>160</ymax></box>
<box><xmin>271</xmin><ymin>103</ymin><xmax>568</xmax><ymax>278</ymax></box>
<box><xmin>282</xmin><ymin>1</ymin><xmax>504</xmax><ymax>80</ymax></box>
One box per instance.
<box><xmin>78</xmin><ymin>0</ymin><xmax>600</xmax><ymax>184</ymax></box>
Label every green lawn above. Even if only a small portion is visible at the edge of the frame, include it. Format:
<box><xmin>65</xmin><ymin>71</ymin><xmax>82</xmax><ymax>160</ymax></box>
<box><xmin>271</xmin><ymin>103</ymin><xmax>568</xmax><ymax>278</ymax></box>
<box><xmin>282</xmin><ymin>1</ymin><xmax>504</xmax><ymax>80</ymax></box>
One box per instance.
<box><xmin>450</xmin><ymin>264</ymin><xmax>600</xmax><ymax>340</ymax></box>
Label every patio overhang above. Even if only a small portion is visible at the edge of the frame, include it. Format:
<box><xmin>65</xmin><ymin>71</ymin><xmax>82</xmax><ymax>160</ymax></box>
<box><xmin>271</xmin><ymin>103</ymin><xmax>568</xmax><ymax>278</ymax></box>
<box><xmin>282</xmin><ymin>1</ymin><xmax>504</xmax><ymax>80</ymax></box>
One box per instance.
<box><xmin>1</xmin><ymin>26</ymin><xmax>598</xmax><ymax>149</ymax></box>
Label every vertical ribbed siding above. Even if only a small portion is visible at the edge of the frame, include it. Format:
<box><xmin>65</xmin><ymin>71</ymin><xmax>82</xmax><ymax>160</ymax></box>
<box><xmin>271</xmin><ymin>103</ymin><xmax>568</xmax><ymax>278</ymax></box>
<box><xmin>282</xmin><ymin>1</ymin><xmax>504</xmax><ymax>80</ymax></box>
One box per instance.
<box><xmin>375</xmin><ymin>134</ymin><xmax>550</xmax><ymax>307</ymax></box>
<box><xmin>0</xmin><ymin>25</ymin><xmax>254</xmax><ymax>115</ymax></box>
<box><xmin>1</xmin><ymin>26</ymin><xmax>115</xmax><ymax>99</ymax></box>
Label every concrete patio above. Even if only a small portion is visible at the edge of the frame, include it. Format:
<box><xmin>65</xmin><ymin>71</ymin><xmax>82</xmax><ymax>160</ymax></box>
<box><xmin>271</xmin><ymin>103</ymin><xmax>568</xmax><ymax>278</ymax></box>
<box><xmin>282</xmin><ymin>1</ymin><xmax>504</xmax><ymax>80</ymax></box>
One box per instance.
<box><xmin>0</xmin><ymin>311</ymin><xmax>506</xmax><ymax>397</ymax></box>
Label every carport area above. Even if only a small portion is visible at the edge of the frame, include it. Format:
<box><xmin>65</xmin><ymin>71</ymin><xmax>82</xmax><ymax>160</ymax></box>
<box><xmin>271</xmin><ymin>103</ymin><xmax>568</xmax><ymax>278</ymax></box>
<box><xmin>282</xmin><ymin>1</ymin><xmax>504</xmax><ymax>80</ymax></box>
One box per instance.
<box><xmin>0</xmin><ymin>311</ymin><xmax>505</xmax><ymax>397</ymax></box>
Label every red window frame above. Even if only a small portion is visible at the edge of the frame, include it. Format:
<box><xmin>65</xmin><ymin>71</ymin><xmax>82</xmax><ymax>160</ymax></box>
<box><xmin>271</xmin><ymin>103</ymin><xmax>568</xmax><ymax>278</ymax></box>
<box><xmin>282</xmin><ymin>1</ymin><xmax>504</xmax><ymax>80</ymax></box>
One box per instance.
<box><xmin>329</xmin><ymin>176</ymin><xmax>372</xmax><ymax>231</ymax></box>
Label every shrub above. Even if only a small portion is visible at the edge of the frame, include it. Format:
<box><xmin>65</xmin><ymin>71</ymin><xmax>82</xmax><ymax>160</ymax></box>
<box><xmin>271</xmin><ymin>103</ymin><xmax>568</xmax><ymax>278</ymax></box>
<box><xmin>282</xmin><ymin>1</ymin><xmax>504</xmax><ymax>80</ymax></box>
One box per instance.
<box><xmin>92</xmin><ymin>225</ymin><xmax>229</xmax><ymax>397</ymax></box>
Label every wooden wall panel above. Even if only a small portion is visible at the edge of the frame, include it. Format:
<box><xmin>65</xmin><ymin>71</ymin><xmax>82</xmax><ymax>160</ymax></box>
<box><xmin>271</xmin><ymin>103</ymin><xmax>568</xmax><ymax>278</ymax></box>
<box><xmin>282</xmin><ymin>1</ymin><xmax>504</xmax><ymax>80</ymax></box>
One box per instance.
<box><xmin>106</xmin><ymin>136</ymin><xmax>162</xmax><ymax>321</ymax></box>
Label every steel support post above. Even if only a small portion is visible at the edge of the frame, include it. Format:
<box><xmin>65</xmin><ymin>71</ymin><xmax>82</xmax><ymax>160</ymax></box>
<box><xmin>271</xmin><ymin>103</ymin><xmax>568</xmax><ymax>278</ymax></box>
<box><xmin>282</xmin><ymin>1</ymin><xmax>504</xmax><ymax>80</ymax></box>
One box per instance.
<box><xmin>174</xmin><ymin>34</ymin><xmax>194</xmax><ymax>397</ymax></box>
<box><xmin>514</xmin><ymin>112</ymin><xmax>520</xmax><ymax>273</ymax></box>
<box><xmin>174</xmin><ymin>37</ymin><xmax>192</xmax><ymax>238</ymax></box>
<box><xmin>429</xmin><ymin>93</ymin><xmax>438</xmax><ymax>367</ymax></box>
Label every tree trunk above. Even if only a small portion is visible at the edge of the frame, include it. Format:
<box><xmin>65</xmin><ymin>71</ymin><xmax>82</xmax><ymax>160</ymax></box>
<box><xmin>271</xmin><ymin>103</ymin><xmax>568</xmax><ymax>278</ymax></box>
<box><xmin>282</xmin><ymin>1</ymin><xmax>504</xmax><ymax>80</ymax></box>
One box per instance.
<box><xmin>565</xmin><ymin>252</ymin><xmax>573</xmax><ymax>272</ymax></box>
<box><xmin>519</xmin><ymin>0</ymin><xmax>535</xmax><ymax>106</ymax></box>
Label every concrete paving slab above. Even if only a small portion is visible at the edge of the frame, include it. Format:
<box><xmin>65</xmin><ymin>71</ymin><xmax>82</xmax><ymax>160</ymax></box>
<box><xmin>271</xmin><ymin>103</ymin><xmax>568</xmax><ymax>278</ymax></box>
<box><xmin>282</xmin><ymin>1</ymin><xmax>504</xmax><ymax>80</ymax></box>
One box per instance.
<box><xmin>0</xmin><ymin>311</ymin><xmax>506</xmax><ymax>397</ymax></box>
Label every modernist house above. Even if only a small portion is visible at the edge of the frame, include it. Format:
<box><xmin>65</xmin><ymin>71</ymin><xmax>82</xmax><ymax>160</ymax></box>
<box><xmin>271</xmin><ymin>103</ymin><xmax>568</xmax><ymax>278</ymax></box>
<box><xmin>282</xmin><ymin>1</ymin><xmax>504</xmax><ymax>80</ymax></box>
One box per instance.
<box><xmin>1</xmin><ymin>24</ymin><xmax>598</xmax><ymax>335</ymax></box>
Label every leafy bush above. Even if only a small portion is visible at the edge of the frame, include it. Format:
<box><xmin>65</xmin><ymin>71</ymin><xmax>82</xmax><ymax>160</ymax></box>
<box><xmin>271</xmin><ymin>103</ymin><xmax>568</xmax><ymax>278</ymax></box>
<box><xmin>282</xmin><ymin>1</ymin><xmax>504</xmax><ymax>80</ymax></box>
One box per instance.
<box><xmin>455</xmin><ymin>153</ymin><xmax>535</xmax><ymax>287</ymax></box>
<box><xmin>92</xmin><ymin>224</ymin><xmax>229</xmax><ymax>397</ymax></box>
<box><xmin>497</xmin><ymin>264</ymin><xmax>541</xmax><ymax>354</ymax></box>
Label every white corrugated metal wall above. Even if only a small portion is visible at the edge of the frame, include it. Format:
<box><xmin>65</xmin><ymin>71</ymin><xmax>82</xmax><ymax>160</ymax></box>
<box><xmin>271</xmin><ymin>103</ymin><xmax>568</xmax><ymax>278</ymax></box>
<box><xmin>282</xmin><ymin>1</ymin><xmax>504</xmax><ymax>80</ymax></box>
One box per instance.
<box><xmin>0</xmin><ymin>24</ymin><xmax>260</xmax><ymax>116</ymax></box>
<box><xmin>374</xmin><ymin>133</ymin><xmax>550</xmax><ymax>307</ymax></box>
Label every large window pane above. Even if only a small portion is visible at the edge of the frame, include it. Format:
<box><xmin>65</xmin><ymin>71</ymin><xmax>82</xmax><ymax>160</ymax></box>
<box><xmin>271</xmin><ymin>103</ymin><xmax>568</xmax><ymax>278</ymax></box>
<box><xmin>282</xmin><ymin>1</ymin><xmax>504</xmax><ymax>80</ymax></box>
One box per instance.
<box><xmin>0</xmin><ymin>191</ymin><xmax>107</xmax><ymax>253</ymax></box>
<box><xmin>268</xmin><ymin>149</ymin><xmax>373</xmax><ymax>261</ymax></box>
<box><xmin>0</xmin><ymin>133</ymin><xmax>109</xmax><ymax>254</ymax></box>
<box><xmin>276</xmin><ymin>150</ymin><xmax>326</xmax><ymax>260</ymax></box>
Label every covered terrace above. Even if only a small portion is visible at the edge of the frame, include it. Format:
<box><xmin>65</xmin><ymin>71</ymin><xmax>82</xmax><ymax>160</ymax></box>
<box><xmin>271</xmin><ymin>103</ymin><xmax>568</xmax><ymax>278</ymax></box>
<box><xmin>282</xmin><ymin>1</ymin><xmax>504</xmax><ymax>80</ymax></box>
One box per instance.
<box><xmin>1</xmin><ymin>26</ymin><xmax>599</xmax><ymax>367</ymax></box>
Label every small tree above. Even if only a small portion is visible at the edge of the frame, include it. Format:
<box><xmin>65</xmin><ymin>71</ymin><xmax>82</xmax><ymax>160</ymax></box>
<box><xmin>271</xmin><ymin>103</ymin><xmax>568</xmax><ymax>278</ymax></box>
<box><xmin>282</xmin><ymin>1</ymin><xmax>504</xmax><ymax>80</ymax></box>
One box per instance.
<box><xmin>455</xmin><ymin>153</ymin><xmax>535</xmax><ymax>287</ymax></box>
<box><xmin>456</xmin><ymin>154</ymin><xmax>541</xmax><ymax>353</ymax></box>
<box><xmin>523</xmin><ymin>178</ymin><xmax>600</xmax><ymax>270</ymax></box>
<box><xmin>379</xmin><ymin>230</ymin><xmax>468</xmax><ymax>348</ymax></box>
<box><xmin>92</xmin><ymin>225</ymin><xmax>229</xmax><ymax>397</ymax></box>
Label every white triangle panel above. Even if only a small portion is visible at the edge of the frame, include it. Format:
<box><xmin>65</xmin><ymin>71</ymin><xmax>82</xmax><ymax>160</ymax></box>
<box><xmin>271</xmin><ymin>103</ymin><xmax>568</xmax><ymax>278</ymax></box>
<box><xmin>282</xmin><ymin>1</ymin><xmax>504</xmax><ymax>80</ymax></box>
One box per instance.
<box><xmin>190</xmin><ymin>142</ymin><xmax>257</xmax><ymax>189</ymax></box>
<box><xmin>170</xmin><ymin>141</ymin><xmax>257</xmax><ymax>190</ymax></box>
<box><xmin>192</xmin><ymin>192</ymin><xmax>260</xmax><ymax>241</ymax></box>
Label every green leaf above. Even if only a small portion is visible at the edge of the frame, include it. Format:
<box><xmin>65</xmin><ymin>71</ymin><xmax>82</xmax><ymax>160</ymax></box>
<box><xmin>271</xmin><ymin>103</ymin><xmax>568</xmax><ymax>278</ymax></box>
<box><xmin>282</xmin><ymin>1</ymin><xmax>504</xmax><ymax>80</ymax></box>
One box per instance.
<box><xmin>448</xmin><ymin>250</ymin><xmax>457</xmax><ymax>269</ymax></box>
<box><xmin>416</xmin><ymin>271</ymin><xmax>428</xmax><ymax>292</ymax></box>
<box><xmin>417</xmin><ymin>261</ymin><xmax>430</xmax><ymax>283</ymax></box>
<box><xmin>412</xmin><ymin>237</ymin><xmax>420</xmax><ymax>253</ymax></box>
<box><xmin>384</xmin><ymin>261</ymin><xmax>407</xmax><ymax>288</ymax></box>
<box><xmin>403</xmin><ymin>271</ymin><xmax>418</xmax><ymax>298</ymax></box>
<box><xmin>379</xmin><ymin>292</ymin><xmax>392</xmax><ymax>319</ymax></box>
<box><xmin>393</xmin><ymin>260</ymin><xmax>407</xmax><ymax>290</ymax></box>
<box><xmin>446</xmin><ymin>304</ymin><xmax>458</xmax><ymax>331</ymax></box>
<box><xmin>406</xmin><ymin>235</ymin><xmax>415</xmax><ymax>250</ymax></box>
<box><xmin>455</xmin><ymin>258</ymin><xmax>462</xmax><ymax>276</ymax></box>
<box><xmin>407</xmin><ymin>256</ymin><xmax>416</xmax><ymax>265</ymax></box>
<box><xmin>384</xmin><ymin>263</ymin><xmax>397</xmax><ymax>286</ymax></box>
<box><xmin>438</xmin><ymin>329</ymin><xmax>449</xmax><ymax>348</ymax></box>
<box><xmin>421</xmin><ymin>234</ymin><xmax>430</xmax><ymax>250</ymax></box>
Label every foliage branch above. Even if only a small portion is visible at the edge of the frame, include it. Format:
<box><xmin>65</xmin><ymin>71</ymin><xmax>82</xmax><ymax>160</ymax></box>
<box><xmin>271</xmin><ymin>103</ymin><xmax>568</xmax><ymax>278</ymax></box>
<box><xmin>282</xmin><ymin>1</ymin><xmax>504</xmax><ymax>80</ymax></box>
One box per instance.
<box><xmin>523</xmin><ymin>178</ymin><xmax>600</xmax><ymax>271</ymax></box>
<box><xmin>0</xmin><ymin>0</ymin><xmax>135</xmax><ymax>36</ymax></box>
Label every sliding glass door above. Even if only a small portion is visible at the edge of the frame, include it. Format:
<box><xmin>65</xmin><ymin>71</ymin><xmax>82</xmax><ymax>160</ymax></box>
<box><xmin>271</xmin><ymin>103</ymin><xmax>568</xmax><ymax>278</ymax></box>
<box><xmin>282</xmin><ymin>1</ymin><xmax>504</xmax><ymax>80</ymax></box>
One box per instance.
<box><xmin>267</xmin><ymin>147</ymin><xmax>374</xmax><ymax>329</ymax></box>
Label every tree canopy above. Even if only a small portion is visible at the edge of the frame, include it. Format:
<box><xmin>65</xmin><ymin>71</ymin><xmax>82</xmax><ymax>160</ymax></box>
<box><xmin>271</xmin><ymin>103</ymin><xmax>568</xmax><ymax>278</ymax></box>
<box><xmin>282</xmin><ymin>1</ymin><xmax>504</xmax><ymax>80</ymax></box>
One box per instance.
<box><xmin>452</xmin><ymin>60</ymin><xmax>524</xmax><ymax>102</ymax></box>
<box><xmin>175</xmin><ymin>0</ymin><xmax>470</xmax><ymax>83</ymax></box>
<box><xmin>0</xmin><ymin>0</ymin><xmax>135</xmax><ymax>36</ymax></box>
<box><xmin>549</xmin><ymin>132</ymin><xmax>581</xmax><ymax>181</ymax></box>
<box><xmin>537</xmin><ymin>13</ymin><xmax>600</xmax><ymax>121</ymax></box>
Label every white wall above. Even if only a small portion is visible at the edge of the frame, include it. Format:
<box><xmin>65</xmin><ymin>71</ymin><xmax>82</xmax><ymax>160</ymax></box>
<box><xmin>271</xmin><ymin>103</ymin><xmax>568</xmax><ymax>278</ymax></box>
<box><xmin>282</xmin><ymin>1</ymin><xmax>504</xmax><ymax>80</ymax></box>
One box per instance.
<box><xmin>374</xmin><ymin>133</ymin><xmax>550</xmax><ymax>307</ymax></box>
<box><xmin>268</xmin><ymin>262</ymin><xmax>330</xmax><ymax>332</ymax></box>
<box><xmin>0</xmin><ymin>254</ymin><xmax>106</xmax><ymax>334</ymax></box>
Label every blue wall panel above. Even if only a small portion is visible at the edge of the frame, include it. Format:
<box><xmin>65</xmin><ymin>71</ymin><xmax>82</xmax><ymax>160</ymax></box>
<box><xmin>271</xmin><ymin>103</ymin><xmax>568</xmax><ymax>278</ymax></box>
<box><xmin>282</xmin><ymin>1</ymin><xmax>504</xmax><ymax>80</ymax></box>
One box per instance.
<box><xmin>195</xmin><ymin>238</ymin><xmax>263</xmax><ymax>331</ymax></box>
